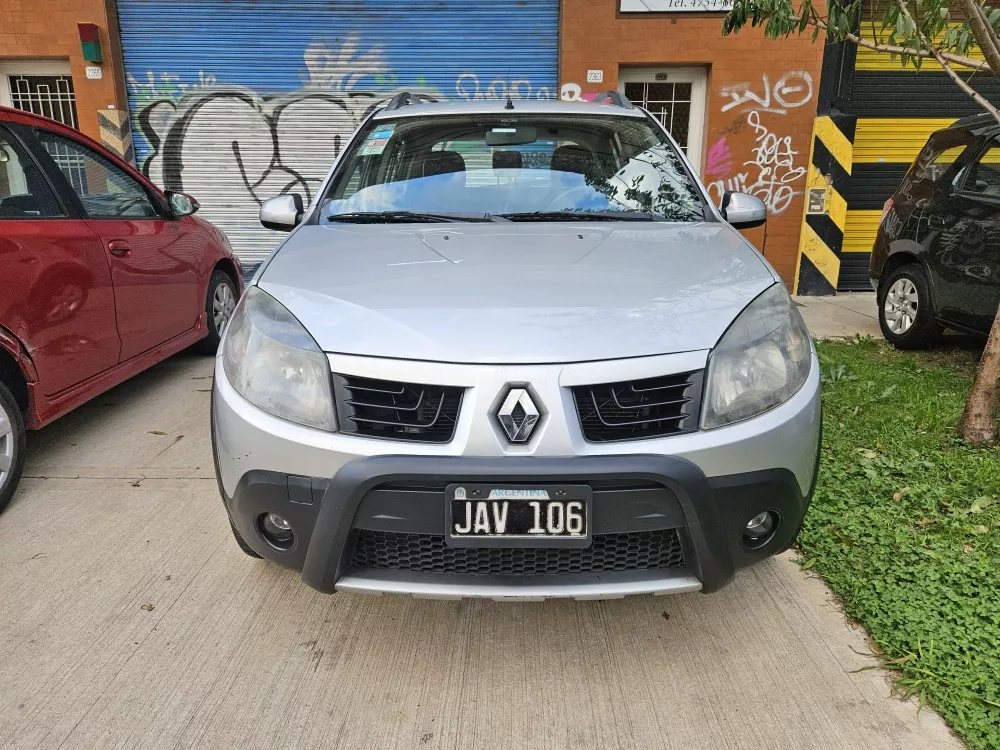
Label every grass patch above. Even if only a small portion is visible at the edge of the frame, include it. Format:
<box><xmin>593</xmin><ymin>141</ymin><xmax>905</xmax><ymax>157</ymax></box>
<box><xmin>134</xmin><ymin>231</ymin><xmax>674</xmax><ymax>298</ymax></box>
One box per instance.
<box><xmin>810</xmin><ymin>336</ymin><xmax>1000</xmax><ymax>748</ymax></box>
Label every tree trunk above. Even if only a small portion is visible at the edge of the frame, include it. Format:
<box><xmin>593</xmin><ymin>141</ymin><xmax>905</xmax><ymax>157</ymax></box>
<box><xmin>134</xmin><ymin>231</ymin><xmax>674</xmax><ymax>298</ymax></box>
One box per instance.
<box><xmin>959</xmin><ymin>0</ymin><xmax>1000</xmax><ymax>77</ymax></box>
<box><xmin>958</xmin><ymin>310</ymin><xmax>1000</xmax><ymax>446</ymax></box>
<box><xmin>943</xmin><ymin>1</ymin><xmax>1000</xmax><ymax>445</ymax></box>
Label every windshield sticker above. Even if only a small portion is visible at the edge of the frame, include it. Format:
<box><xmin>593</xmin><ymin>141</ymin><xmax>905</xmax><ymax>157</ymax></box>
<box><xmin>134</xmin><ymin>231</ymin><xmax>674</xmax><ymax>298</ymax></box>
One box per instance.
<box><xmin>359</xmin><ymin>124</ymin><xmax>396</xmax><ymax>155</ymax></box>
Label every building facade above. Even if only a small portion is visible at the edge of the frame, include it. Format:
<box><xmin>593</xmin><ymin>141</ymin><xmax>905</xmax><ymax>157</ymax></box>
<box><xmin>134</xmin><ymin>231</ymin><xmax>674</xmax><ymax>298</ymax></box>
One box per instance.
<box><xmin>0</xmin><ymin>0</ymin><xmax>131</xmax><ymax>157</ymax></box>
<box><xmin>560</xmin><ymin>0</ymin><xmax>826</xmax><ymax>288</ymax></box>
<box><xmin>9</xmin><ymin>0</ymin><xmax>984</xmax><ymax>294</ymax></box>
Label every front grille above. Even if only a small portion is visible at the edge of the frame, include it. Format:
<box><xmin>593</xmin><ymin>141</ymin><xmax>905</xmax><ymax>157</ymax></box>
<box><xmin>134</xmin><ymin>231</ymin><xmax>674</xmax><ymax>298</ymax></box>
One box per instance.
<box><xmin>333</xmin><ymin>375</ymin><xmax>463</xmax><ymax>443</ymax></box>
<box><xmin>572</xmin><ymin>371</ymin><xmax>703</xmax><ymax>442</ymax></box>
<box><xmin>351</xmin><ymin>530</ymin><xmax>685</xmax><ymax>575</ymax></box>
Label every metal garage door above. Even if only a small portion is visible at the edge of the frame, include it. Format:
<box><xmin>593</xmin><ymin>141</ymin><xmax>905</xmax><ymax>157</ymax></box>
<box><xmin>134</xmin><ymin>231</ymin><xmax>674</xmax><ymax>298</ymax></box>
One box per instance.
<box><xmin>116</xmin><ymin>0</ymin><xmax>560</xmax><ymax>265</ymax></box>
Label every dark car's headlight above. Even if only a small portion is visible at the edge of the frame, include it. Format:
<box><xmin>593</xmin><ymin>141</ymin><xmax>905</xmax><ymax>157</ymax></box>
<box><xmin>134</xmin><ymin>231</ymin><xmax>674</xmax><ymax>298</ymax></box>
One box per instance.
<box><xmin>702</xmin><ymin>283</ymin><xmax>812</xmax><ymax>429</ymax></box>
<box><xmin>221</xmin><ymin>286</ymin><xmax>336</xmax><ymax>431</ymax></box>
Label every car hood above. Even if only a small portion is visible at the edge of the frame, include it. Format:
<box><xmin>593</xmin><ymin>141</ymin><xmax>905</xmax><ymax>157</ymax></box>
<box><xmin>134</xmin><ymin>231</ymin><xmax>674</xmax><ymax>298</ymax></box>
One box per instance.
<box><xmin>258</xmin><ymin>222</ymin><xmax>777</xmax><ymax>364</ymax></box>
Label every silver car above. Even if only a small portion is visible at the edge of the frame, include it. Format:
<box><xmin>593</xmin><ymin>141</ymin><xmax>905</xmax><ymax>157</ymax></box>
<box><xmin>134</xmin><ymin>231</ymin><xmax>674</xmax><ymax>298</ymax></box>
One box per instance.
<box><xmin>212</xmin><ymin>93</ymin><xmax>820</xmax><ymax>601</ymax></box>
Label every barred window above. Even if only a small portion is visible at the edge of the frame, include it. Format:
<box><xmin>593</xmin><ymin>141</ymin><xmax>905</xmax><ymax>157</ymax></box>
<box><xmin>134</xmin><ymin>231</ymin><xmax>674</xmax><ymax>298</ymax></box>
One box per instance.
<box><xmin>7</xmin><ymin>75</ymin><xmax>79</xmax><ymax>129</ymax></box>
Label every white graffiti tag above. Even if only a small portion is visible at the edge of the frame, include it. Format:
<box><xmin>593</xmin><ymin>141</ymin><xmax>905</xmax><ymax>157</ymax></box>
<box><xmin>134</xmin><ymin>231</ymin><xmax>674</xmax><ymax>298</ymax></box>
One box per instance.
<box><xmin>706</xmin><ymin>111</ymin><xmax>806</xmax><ymax>214</ymax></box>
<box><xmin>720</xmin><ymin>71</ymin><xmax>813</xmax><ymax>115</ymax></box>
<box><xmin>455</xmin><ymin>73</ymin><xmax>553</xmax><ymax>101</ymax></box>
<box><xmin>302</xmin><ymin>37</ymin><xmax>389</xmax><ymax>90</ymax></box>
<box><xmin>560</xmin><ymin>82</ymin><xmax>583</xmax><ymax>101</ymax></box>
<box><xmin>134</xmin><ymin>87</ymin><xmax>411</xmax><ymax>259</ymax></box>
<box><xmin>882</xmin><ymin>207</ymin><xmax>903</xmax><ymax>241</ymax></box>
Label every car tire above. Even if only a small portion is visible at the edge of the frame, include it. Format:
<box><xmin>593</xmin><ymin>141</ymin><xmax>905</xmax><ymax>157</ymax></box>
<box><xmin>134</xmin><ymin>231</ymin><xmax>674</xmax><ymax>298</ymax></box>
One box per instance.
<box><xmin>229</xmin><ymin>519</ymin><xmax>263</xmax><ymax>558</ymax></box>
<box><xmin>196</xmin><ymin>271</ymin><xmax>238</xmax><ymax>354</ymax></box>
<box><xmin>0</xmin><ymin>381</ymin><xmax>27</xmax><ymax>515</ymax></box>
<box><xmin>878</xmin><ymin>264</ymin><xmax>942</xmax><ymax>349</ymax></box>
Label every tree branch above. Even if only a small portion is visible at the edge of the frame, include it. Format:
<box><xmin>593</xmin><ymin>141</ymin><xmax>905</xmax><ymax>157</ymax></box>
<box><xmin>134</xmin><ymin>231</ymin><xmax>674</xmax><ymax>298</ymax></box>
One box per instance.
<box><xmin>960</xmin><ymin>0</ymin><xmax>1000</xmax><ymax>76</ymax></box>
<box><xmin>972</xmin><ymin>0</ymin><xmax>1000</xmax><ymax>71</ymax></box>
<box><xmin>844</xmin><ymin>28</ymin><xmax>989</xmax><ymax>70</ymax></box>
<box><xmin>932</xmin><ymin>45</ymin><xmax>1000</xmax><ymax>123</ymax></box>
<box><xmin>891</xmin><ymin>0</ymin><xmax>1000</xmax><ymax>123</ymax></box>
<box><xmin>798</xmin><ymin>12</ymin><xmax>991</xmax><ymax>71</ymax></box>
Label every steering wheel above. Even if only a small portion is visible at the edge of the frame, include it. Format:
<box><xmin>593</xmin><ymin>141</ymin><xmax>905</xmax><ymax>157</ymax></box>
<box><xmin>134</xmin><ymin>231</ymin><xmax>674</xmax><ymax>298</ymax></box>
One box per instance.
<box><xmin>545</xmin><ymin>185</ymin><xmax>596</xmax><ymax>211</ymax></box>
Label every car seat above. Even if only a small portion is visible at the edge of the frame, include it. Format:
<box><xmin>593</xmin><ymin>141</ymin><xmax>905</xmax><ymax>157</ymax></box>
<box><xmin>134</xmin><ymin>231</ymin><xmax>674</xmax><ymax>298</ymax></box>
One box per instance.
<box><xmin>492</xmin><ymin>150</ymin><xmax>523</xmax><ymax>170</ymax></box>
<box><xmin>550</xmin><ymin>145</ymin><xmax>592</xmax><ymax>175</ymax></box>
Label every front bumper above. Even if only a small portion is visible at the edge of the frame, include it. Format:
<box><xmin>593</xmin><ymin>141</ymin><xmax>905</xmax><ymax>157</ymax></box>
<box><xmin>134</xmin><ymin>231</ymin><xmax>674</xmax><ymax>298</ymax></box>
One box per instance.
<box><xmin>221</xmin><ymin>456</ymin><xmax>813</xmax><ymax>599</ymax></box>
<box><xmin>212</xmin><ymin>350</ymin><xmax>821</xmax><ymax>600</ymax></box>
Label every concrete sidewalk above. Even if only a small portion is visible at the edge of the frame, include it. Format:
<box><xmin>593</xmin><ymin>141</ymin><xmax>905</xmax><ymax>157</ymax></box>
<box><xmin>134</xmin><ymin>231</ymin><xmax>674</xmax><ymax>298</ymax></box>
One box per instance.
<box><xmin>794</xmin><ymin>292</ymin><xmax>880</xmax><ymax>340</ymax></box>
<box><xmin>0</xmin><ymin>351</ymin><xmax>960</xmax><ymax>749</ymax></box>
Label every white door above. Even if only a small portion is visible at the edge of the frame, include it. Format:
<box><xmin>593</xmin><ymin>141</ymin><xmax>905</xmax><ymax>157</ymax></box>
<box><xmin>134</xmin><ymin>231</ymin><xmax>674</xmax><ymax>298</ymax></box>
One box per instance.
<box><xmin>619</xmin><ymin>67</ymin><xmax>707</xmax><ymax>175</ymax></box>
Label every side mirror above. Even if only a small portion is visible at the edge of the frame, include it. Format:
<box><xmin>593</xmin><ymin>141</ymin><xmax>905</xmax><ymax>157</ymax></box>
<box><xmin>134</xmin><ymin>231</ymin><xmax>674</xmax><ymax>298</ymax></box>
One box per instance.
<box><xmin>720</xmin><ymin>191</ymin><xmax>767</xmax><ymax>229</ymax></box>
<box><xmin>166</xmin><ymin>191</ymin><xmax>199</xmax><ymax>217</ymax></box>
<box><xmin>260</xmin><ymin>194</ymin><xmax>304</xmax><ymax>232</ymax></box>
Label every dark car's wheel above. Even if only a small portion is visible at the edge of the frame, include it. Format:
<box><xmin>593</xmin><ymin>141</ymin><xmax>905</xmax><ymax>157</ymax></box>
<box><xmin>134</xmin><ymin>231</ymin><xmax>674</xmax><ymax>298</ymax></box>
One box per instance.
<box><xmin>878</xmin><ymin>264</ymin><xmax>942</xmax><ymax>349</ymax></box>
<box><xmin>196</xmin><ymin>270</ymin><xmax>238</xmax><ymax>354</ymax></box>
<box><xmin>0</xmin><ymin>381</ymin><xmax>27</xmax><ymax>514</ymax></box>
<box><xmin>229</xmin><ymin>519</ymin><xmax>263</xmax><ymax>558</ymax></box>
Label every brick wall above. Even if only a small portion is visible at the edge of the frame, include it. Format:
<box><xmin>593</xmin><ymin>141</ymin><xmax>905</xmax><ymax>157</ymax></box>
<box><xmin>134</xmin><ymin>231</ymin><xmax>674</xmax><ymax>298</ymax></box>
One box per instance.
<box><xmin>560</xmin><ymin>1</ymin><xmax>825</xmax><ymax>286</ymax></box>
<box><xmin>0</xmin><ymin>0</ymin><xmax>126</xmax><ymax>144</ymax></box>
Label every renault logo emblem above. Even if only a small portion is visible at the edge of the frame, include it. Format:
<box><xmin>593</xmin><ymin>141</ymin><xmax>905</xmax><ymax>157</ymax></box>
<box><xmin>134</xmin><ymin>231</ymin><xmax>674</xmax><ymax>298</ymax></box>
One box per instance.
<box><xmin>495</xmin><ymin>387</ymin><xmax>540</xmax><ymax>443</ymax></box>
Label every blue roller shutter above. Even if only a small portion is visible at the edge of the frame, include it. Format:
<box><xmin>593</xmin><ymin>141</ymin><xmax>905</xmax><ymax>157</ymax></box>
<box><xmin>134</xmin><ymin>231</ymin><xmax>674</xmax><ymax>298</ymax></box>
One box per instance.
<box><xmin>116</xmin><ymin>0</ymin><xmax>560</xmax><ymax>264</ymax></box>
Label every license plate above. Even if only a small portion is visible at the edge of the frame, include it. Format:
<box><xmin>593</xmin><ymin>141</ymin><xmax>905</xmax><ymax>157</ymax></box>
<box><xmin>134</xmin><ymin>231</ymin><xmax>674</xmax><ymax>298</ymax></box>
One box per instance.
<box><xmin>446</xmin><ymin>484</ymin><xmax>592</xmax><ymax>548</ymax></box>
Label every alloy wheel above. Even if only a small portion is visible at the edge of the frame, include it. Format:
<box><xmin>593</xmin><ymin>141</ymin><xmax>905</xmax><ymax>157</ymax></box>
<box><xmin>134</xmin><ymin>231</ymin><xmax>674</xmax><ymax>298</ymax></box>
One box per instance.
<box><xmin>0</xmin><ymin>398</ymin><xmax>13</xmax><ymax>491</ymax></box>
<box><xmin>213</xmin><ymin>282</ymin><xmax>236</xmax><ymax>335</ymax></box>
<box><xmin>884</xmin><ymin>277</ymin><xmax>918</xmax><ymax>334</ymax></box>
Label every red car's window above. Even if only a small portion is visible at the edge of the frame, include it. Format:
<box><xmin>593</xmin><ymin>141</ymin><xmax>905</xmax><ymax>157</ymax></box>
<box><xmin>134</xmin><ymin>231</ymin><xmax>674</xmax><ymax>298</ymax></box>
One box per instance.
<box><xmin>0</xmin><ymin>130</ymin><xmax>64</xmax><ymax>219</ymax></box>
<box><xmin>33</xmin><ymin>129</ymin><xmax>158</xmax><ymax>219</ymax></box>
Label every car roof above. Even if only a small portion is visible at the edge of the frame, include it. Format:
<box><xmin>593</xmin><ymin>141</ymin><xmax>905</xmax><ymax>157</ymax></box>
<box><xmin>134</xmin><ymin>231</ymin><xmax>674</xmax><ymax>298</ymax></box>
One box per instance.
<box><xmin>941</xmin><ymin>111</ymin><xmax>1000</xmax><ymax>138</ymax></box>
<box><xmin>370</xmin><ymin>98</ymin><xmax>647</xmax><ymax>121</ymax></box>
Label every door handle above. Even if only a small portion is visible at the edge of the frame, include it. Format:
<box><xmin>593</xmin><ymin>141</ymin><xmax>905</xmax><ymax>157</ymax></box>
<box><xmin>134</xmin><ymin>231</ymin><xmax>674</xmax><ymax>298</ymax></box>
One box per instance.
<box><xmin>108</xmin><ymin>240</ymin><xmax>132</xmax><ymax>258</ymax></box>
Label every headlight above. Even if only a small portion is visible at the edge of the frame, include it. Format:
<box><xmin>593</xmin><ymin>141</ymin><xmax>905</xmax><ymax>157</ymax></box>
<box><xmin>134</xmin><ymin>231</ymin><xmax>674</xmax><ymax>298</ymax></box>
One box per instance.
<box><xmin>702</xmin><ymin>283</ymin><xmax>812</xmax><ymax>429</ymax></box>
<box><xmin>221</xmin><ymin>286</ymin><xmax>335</xmax><ymax>431</ymax></box>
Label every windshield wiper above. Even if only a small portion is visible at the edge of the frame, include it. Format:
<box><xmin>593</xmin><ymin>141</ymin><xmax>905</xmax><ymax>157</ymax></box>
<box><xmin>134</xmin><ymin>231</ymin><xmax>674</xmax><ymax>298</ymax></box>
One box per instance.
<box><xmin>498</xmin><ymin>210</ymin><xmax>661</xmax><ymax>222</ymax></box>
<box><xmin>327</xmin><ymin>211</ymin><xmax>494</xmax><ymax>223</ymax></box>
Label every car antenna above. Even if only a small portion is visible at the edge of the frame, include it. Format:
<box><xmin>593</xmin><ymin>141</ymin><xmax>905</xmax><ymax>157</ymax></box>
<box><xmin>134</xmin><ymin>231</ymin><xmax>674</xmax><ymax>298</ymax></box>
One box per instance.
<box><xmin>504</xmin><ymin>66</ymin><xmax>514</xmax><ymax>110</ymax></box>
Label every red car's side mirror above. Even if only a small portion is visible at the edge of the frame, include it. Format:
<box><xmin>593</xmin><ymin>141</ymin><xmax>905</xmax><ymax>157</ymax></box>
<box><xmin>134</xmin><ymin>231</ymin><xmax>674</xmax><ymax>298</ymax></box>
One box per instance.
<box><xmin>166</xmin><ymin>191</ymin><xmax>199</xmax><ymax>217</ymax></box>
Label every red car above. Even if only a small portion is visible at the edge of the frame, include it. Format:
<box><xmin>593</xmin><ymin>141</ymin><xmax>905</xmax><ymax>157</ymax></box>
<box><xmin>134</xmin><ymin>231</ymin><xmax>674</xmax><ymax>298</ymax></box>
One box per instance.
<box><xmin>0</xmin><ymin>106</ymin><xmax>243</xmax><ymax>511</ymax></box>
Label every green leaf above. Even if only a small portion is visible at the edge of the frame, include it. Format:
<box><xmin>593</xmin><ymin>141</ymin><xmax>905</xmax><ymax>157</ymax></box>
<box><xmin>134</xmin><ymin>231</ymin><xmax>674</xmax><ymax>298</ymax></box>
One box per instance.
<box><xmin>970</xmin><ymin>496</ymin><xmax>995</xmax><ymax>514</ymax></box>
<box><xmin>878</xmin><ymin>384</ymin><xmax>898</xmax><ymax>400</ymax></box>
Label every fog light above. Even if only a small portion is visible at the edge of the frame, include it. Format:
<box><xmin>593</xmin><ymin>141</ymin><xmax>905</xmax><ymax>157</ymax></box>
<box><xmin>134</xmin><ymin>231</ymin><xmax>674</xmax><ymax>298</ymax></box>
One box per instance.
<box><xmin>743</xmin><ymin>511</ymin><xmax>778</xmax><ymax>547</ymax></box>
<box><xmin>260</xmin><ymin>512</ymin><xmax>294</xmax><ymax>549</ymax></box>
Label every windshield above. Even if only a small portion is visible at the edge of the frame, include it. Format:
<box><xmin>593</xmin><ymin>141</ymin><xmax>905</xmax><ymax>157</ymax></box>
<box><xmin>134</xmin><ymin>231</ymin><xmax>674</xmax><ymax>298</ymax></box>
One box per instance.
<box><xmin>321</xmin><ymin>113</ymin><xmax>707</xmax><ymax>222</ymax></box>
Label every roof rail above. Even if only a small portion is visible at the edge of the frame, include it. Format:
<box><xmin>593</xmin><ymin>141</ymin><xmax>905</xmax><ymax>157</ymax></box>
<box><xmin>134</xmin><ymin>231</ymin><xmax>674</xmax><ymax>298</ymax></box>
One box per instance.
<box><xmin>591</xmin><ymin>91</ymin><xmax>634</xmax><ymax>109</ymax></box>
<box><xmin>383</xmin><ymin>92</ymin><xmax>436</xmax><ymax>111</ymax></box>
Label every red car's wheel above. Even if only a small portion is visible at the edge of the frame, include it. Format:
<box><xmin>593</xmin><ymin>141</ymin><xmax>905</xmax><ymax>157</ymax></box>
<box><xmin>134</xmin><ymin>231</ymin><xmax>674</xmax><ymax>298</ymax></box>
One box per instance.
<box><xmin>0</xmin><ymin>381</ymin><xmax>26</xmax><ymax>514</ymax></box>
<box><xmin>196</xmin><ymin>271</ymin><xmax>239</xmax><ymax>354</ymax></box>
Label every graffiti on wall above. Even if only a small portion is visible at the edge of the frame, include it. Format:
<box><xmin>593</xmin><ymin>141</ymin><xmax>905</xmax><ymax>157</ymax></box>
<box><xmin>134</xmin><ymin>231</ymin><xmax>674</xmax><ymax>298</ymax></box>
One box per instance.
<box><xmin>559</xmin><ymin>83</ymin><xmax>600</xmax><ymax>102</ymax></box>
<box><xmin>456</xmin><ymin>74</ymin><xmax>554</xmax><ymax>102</ymax></box>
<box><xmin>706</xmin><ymin>71</ymin><xmax>812</xmax><ymax>215</ymax></box>
<box><xmin>719</xmin><ymin>72</ymin><xmax>813</xmax><ymax>116</ymax></box>
<box><xmin>125</xmin><ymin>32</ymin><xmax>557</xmax><ymax>259</ymax></box>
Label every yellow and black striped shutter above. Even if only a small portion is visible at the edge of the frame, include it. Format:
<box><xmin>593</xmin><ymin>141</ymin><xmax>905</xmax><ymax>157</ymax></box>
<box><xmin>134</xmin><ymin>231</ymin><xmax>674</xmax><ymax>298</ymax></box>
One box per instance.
<box><xmin>798</xmin><ymin>18</ymin><xmax>1000</xmax><ymax>293</ymax></box>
